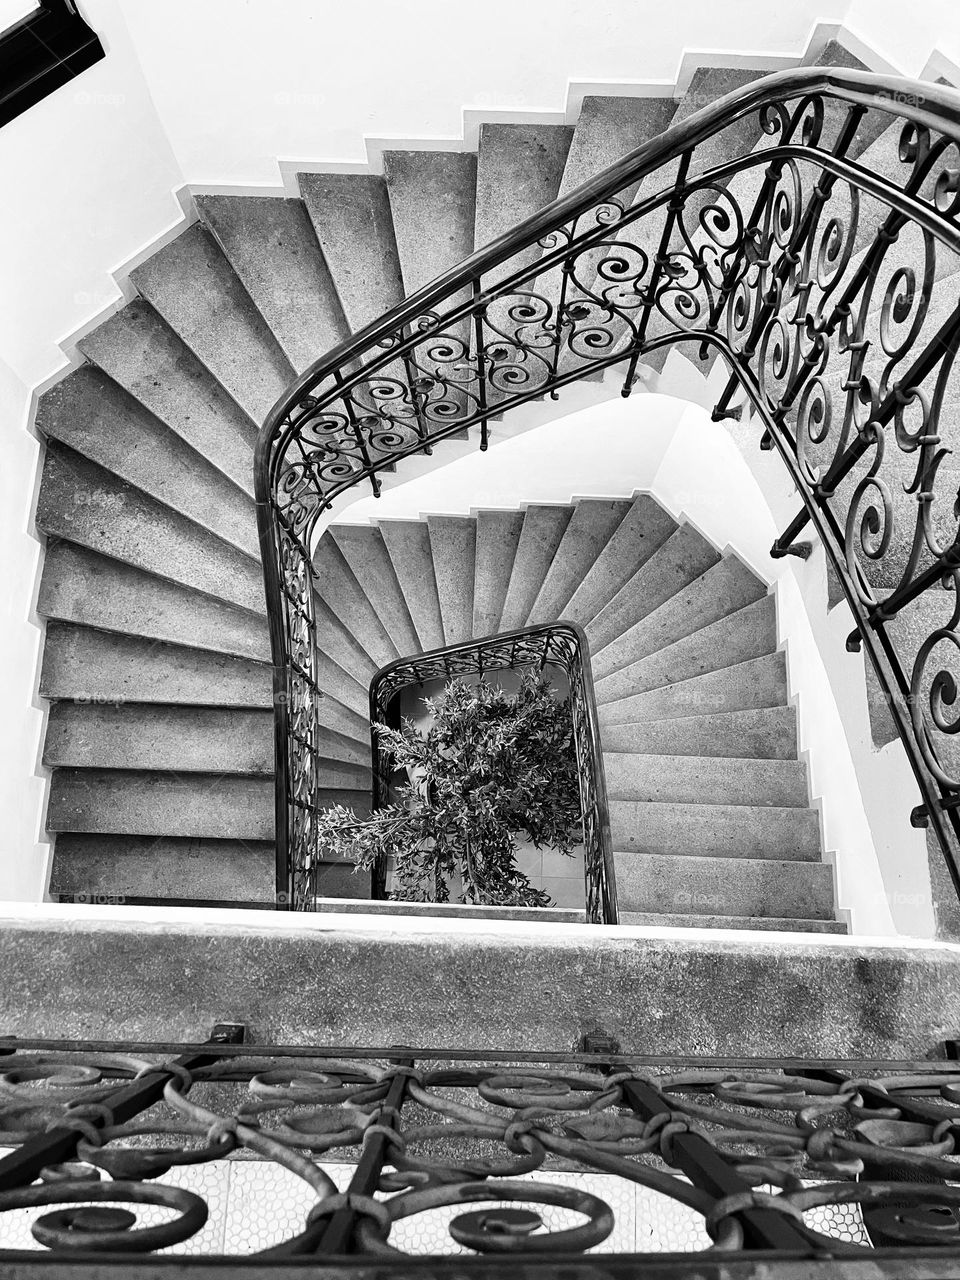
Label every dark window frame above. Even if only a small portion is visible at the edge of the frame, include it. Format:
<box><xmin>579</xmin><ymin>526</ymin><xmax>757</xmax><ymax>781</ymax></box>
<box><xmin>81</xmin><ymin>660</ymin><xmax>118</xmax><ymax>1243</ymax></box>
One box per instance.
<box><xmin>0</xmin><ymin>0</ymin><xmax>104</xmax><ymax>128</ymax></box>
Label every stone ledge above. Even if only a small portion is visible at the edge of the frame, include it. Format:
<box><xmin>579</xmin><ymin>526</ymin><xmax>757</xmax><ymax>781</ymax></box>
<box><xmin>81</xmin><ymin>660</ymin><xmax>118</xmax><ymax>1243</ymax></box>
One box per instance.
<box><xmin>2</xmin><ymin>909</ymin><xmax>960</xmax><ymax>1058</ymax></box>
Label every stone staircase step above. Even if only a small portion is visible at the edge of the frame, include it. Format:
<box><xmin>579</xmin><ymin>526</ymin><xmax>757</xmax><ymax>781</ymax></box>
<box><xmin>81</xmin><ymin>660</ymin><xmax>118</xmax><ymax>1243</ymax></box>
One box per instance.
<box><xmin>473</xmin><ymin>509</ymin><xmax>524</xmax><ymax>638</ymax></box>
<box><xmin>77</xmin><ymin>299</ymin><xmax>259</xmax><ymax>490</ymax></box>
<box><xmin>499</xmin><ymin>505</ymin><xmax>573</xmax><ymax>631</ymax></box>
<box><xmin>610</xmin><ymin>799</ymin><xmax>822</xmax><ymax>861</ymax></box>
<box><xmin>598</xmin><ymin>651</ymin><xmax>788</xmax><ymax>724</ymax></box>
<box><xmin>313</xmin><ymin>537</ymin><xmax>400</xmax><ymax>669</ymax></box>
<box><xmin>49</xmin><ymin>834</ymin><xmax>276</xmax><ymax>904</ymax></box>
<box><xmin>558</xmin><ymin>95</ymin><xmax>679</xmax><ymax>200</ymax></box>
<box><xmin>308</xmin><ymin>899</ymin><xmax>586</xmax><ymax>922</ymax></box>
<box><xmin>613</xmin><ymin>851</ymin><xmax>836</xmax><ymax>920</ymax></box>
<box><xmin>603</xmin><ymin>753</ymin><xmax>809</xmax><ymax>807</ymax></box>
<box><xmin>384</xmin><ymin>151</ymin><xmax>477</xmax><ymax>296</ymax></box>
<box><xmin>130</xmin><ymin>222</ymin><xmax>294</xmax><ymax>423</ymax></box>
<box><xmin>36</xmin><ymin>365</ymin><xmax>259</xmax><ymax>559</ymax></box>
<box><xmin>596</xmin><ymin>594</ymin><xmax>778</xmax><ymax>704</ymax></box>
<box><xmin>428</xmin><ymin>515</ymin><xmax>477</xmax><ymax>646</ymax></box>
<box><xmin>331</xmin><ymin>524</ymin><xmax>421</xmax><ymax>657</ymax></box>
<box><xmin>591</xmin><ymin>554</ymin><xmax>767</xmax><ymax>681</ymax></box>
<box><xmin>44</xmin><ymin>704</ymin><xmax>275</xmax><ymax>775</ymax></box>
<box><xmin>37</xmin><ymin>444</ymin><xmax>265</xmax><ymax>617</ymax></box>
<box><xmin>619</xmin><ymin>911</ymin><xmax>847</xmax><ymax>934</ymax></box>
<box><xmin>378</xmin><ymin>519</ymin><xmax>446</xmax><ymax>652</ymax></box>
<box><xmin>474</xmin><ymin>123</ymin><xmax>573</xmax><ymax>280</ymax></box>
<box><xmin>563</xmin><ymin>494</ymin><xmax>677</xmax><ymax>626</ymax></box>
<box><xmin>46</xmin><ymin>769</ymin><xmax>372</xmax><ymax>839</ymax></box>
<box><xmin>526</xmin><ymin>498</ymin><xmax>632</xmax><ymax>625</ymax></box>
<box><xmin>38</xmin><ymin>543</ymin><xmax>271</xmax><ymax>662</ymax></box>
<box><xmin>586</xmin><ymin>522</ymin><xmax>721</xmax><ymax>653</ymax></box>
<box><xmin>298</xmin><ymin>173</ymin><xmax>404</xmax><ymax>332</ymax></box>
<box><xmin>598</xmin><ymin>706</ymin><xmax>798</xmax><ymax>760</ymax></box>
<box><xmin>313</xmin><ymin>596</ymin><xmax>380</xmax><ymax>689</ymax></box>
<box><xmin>195</xmin><ymin>194</ymin><xmax>349</xmax><ymax>373</ymax></box>
<box><xmin>39</xmin><ymin>623</ymin><xmax>273</xmax><ymax>709</ymax></box>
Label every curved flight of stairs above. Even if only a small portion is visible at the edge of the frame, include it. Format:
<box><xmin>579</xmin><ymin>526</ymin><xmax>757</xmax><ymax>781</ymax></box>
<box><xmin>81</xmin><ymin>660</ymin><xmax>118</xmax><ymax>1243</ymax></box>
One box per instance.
<box><xmin>313</xmin><ymin>498</ymin><xmax>843</xmax><ymax>933</ymax></box>
<box><xmin>33</xmin><ymin>33</ymin><xmax>952</xmax><ymax>921</ymax></box>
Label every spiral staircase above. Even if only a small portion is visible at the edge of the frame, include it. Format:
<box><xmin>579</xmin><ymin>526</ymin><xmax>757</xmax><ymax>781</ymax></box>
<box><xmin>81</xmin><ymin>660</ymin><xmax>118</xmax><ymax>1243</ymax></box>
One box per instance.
<box><xmin>32</xmin><ymin>33</ymin><xmax>956</xmax><ymax>930</ymax></box>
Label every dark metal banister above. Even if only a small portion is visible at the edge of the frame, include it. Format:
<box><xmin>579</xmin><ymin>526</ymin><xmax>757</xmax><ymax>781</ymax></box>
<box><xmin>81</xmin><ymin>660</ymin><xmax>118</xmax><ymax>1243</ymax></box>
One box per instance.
<box><xmin>254</xmin><ymin>67</ymin><xmax>960</xmax><ymax>473</ymax></box>
<box><xmin>366</xmin><ymin>622</ymin><xmax>617</xmax><ymax>924</ymax></box>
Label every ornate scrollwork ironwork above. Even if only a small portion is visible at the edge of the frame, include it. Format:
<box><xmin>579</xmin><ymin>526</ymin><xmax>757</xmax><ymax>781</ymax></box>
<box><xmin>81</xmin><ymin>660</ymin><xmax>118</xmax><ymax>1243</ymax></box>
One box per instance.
<box><xmin>6</xmin><ymin>1037</ymin><xmax>960</xmax><ymax>1267</ymax></box>
<box><xmin>255</xmin><ymin>67</ymin><xmax>960</xmax><ymax>909</ymax></box>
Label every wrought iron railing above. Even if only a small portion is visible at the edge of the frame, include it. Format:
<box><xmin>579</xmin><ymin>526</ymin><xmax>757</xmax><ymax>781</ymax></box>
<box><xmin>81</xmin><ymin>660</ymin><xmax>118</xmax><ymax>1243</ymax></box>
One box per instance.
<box><xmin>255</xmin><ymin>66</ymin><xmax>960</xmax><ymax>911</ymax></box>
<box><xmin>5</xmin><ymin>1031</ymin><xmax>960</xmax><ymax>1268</ymax></box>
<box><xmin>365</xmin><ymin>623</ymin><xmax>616</xmax><ymax>923</ymax></box>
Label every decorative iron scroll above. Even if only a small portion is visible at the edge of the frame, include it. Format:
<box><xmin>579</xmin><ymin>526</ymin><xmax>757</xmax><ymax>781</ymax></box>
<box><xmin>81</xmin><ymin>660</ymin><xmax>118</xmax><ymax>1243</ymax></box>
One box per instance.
<box><xmin>5</xmin><ymin>1035</ymin><xmax>960</xmax><ymax>1270</ymax></box>
<box><xmin>364</xmin><ymin>623</ymin><xmax>616</xmax><ymax>923</ymax></box>
<box><xmin>255</xmin><ymin>67</ymin><xmax>960</xmax><ymax>908</ymax></box>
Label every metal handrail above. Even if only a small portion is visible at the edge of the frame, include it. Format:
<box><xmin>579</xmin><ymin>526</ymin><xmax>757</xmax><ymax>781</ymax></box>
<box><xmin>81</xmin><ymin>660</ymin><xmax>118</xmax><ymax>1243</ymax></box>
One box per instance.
<box><xmin>254</xmin><ymin>64</ymin><xmax>960</xmax><ymax>910</ymax></box>
<box><xmin>366</xmin><ymin>622</ymin><xmax>616</xmax><ymax>923</ymax></box>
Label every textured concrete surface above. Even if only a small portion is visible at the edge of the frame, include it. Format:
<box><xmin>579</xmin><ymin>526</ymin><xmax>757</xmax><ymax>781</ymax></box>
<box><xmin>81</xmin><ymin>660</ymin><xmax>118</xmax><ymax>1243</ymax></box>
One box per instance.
<box><xmin>3</xmin><ymin>913</ymin><xmax>959</xmax><ymax>1057</ymax></box>
<box><xmin>331</xmin><ymin>524</ymin><xmax>420</xmax><ymax>657</ymax></box>
<box><xmin>36</xmin><ymin>365</ymin><xmax>258</xmax><ymax>557</ymax></box>
<box><xmin>298</xmin><ymin>172</ymin><xmax>404</xmax><ymax>332</ymax></box>
<box><xmin>428</xmin><ymin>515</ymin><xmax>477</xmax><ymax>645</ymax></box>
<box><xmin>527</xmin><ymin>498</ymin><xmax>631</xmax><ymax>624</ymax></box>
<box><xmin>610</xmin><ymin>799</ymin><xmax>822</xmax><ymax>860</ymax></box>
<box><xmin>597</xmin><ymin>651</ymin><xmax>788</xmax><ymax>723</ymax></box>
<box><xmin>197</xmin><ymin>194</ymin><xmax>348</xmax><ymax>373</ymax></box>
<box><xmin>621</xmin><ymin>912</ymin><xmax>847</xmax><ymax>934</ymax></box>
<box><xmin>586</xmin><ymin>523</ymin><xmax>720</xmax><ymax>653</ymax></box>
<box><xmin>39</xmin><ymin>624</ymin><xmax>272</xmax><ymax>708</ymax></box>
<box><xmin>77</xmin><ymin>299</ymin><xmax>259</xmax><ymax>490</ymax></box>
<box><xmin>39</xmin><ymin>543</ymin><xmax>271</xmax><ymax>662</ymax></box>
<box><xmin>131</xmin><ymin>224</ymin><xmax>294</xmax><ymax>423</ymax></box>
<box><xmin>384</xmin><ymin>150</ymin><xmax>477</xmax><ymax>296</ymax></box>
<box><xmin>313</xmin><ymin>538</ymin><xmax>399</xmax><ymax>669</ymax></box>
<box><xmin>378</xmin><ymin>519</ymin><xmax>446</xmax><ymax>651</ymax></box>
<box><xmin>499</xmin><ymin>505</ymin><xmax>573</xmax><ymax>631</ymax></box>
<box><xmin>591</xmin><ymin>555</ymin><xmax>766</xmax><ymax>681</ymax></box>
<box><xmin>472</xmin><ymin>509</ymin><xmax>524</xmax><ymax>637</ymax></box>
<box><xmin>600</xmin><ymin>706</ymin><xmax>799</xmax><ymax>759</ymax></box>
<box><xmin>595</xmin><ymin>594</ymin><xmax>778</xmax><ymax>703</ymax></box>
<box><xmin>563</xmin><ymin>495</ymin><xmax>677</xmax><ymax>625</ymax></box>
<box><xmin>615</xmin><ymin>851</ymin><xmax>835</xmax><ymax>919</ymax></box>
<box><xmin>604</xmin><ymin>753</ymin><xmax>809</xmax><ymax>808</ymax></box>
<box><xmin>558</xmin><ymin>95</ymin><xmax>679</xmax><ymax>200</ymax></box>
<box><xmin>38</xmin><ymin>445</ymin><xmax>265</xmax><ymax>617</ymax></box>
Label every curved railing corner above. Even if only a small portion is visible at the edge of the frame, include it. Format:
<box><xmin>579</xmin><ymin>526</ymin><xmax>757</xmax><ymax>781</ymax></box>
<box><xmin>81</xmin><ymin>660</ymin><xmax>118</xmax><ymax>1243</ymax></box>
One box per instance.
<box><xmin>255</xmin><ymin>65</ymin><xmax>960</xmax><ymax>912</ymax></box>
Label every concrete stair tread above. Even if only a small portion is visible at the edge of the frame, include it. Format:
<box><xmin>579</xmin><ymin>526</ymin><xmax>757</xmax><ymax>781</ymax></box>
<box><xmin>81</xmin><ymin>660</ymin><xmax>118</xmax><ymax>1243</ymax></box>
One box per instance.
<box><xmin>599</xmin><ymin>706</ymin><xmax>798</xmax><ymax>759</ymax></box>
<box><xmin>38</xmin><ymin>542</ymin><xmax>271</xmax><ymax>663</ymax></box>
<box><xmin>591</xmin><ymin>553</ymin><xmax>768</xmax><ymax>681</ymax></box>
<box><xmin>610</xmin><ymin>798</ymin><xmax>822</xmax><ymax>860</ymax></box>
<box><xmin>37</xmin><ymin>443</ymin><xmax>266</xmax><ymax>618</ymax></box>
<box><xmin>384</xmin><ymin>151</ymin><xmax>477</xmax><ymax>297</ymax></box>
<box><xmin>378</xmin><ymin>519</ymin><xmax>446</xmax><ymax>651</ymax></box>
<box><xmin>558</xmin><ymin>95</ymin><xmax>679</xmax><ymax>199</ymax></box>
<box><xmin>499</xmin><ymin>504</ymin><xmax>573</xmax><ymax>632</ymax></box>
<box><xmin>619</xmin><ymin>912</ymin><xmax>847</xmax><ymax>934</ymax></box>
<box><xmin>330</xmin><ymin>524</ymin><xmax>420</xmax><ymax>658</ymax></box>
<box><xmin>76</xmin><ymin>299</ymin><xmax>259</xmax><ymax>492</ymax></box>
<box><xmin>130</xmin><ymin>222</ymin><xmax>295</xmax><ymax>423</ymax></box>
<box><xmin>603</xmin><ymin>753</ymin><xmax>809</xmax><ymax>807</ymax></box>
<box><xmin>428</xmin><ymin>515</ymin><xmax>477</xmax><ymax>646</ymax></box>
<box><xmin>36</xmin><ymin>365</ymin><xmax>259</xmax><ymax>559</ymax></box>
<box><xmin>563</xmin><ymin>494</ymin><xmax>677</xmax><ymax>626</ymax></box>
<box><xmin>527</xmin><ymin>498</ymin><xmax>633</xmax><ymax>625</ymax></box>
<box><xmin>298</xmin><ymin>172</ymin><xmax>404</xmax><ymax>333</ymax></box>
<box><xmin>614</xmin><ymin>850</ymin><xmax>836</xmax><ymax>920</ymax></box>
<box><xmin>196</xmin><ymin>193</ymin><xmax>349</xmax><ymax>374</ymax></box>
<box><xmin>595</xmin><ymin>593</ymin><xmax>778</xmax><ymax>704</ymax></box>
<box><xmin>313</xmin><ymin>538</ymin><xmax>400</xmax><ymax>669</ymax></box>
<box><xmin>308</xmin><ymin>899</ymin><xmax>586</xmax><ymax>922</ymax></box>
<box><xmin>473</xmin><ymin>509</ymin><xmax>524</xmax><ymax>638</ymax></box>
<box><xmin>597</xmin><ymin>651</ymin><xmax>788</xmax><ymax>724</ymax></box>
<box><xmin>474</xmin><ymin>123</ymin><xmax>573</xmax><ymax>257</ymax></box>
<box><xmin>586</xmin><ymin>522</ymin><xmax>721</xmax><ymax>653</ymax></box>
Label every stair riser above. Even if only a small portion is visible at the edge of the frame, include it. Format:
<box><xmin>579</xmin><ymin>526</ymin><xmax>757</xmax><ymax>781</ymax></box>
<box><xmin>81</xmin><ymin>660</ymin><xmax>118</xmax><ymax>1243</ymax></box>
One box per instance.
<box><xmin>599</xmin><ymin>707</ymin><xmax>798</xmax><ymax>760</ymax></box>
<box><xmin>603</xmin><ymin>754</ymin><xmax>809</xmax><ymax>807</ymax></box>
<box><xmin>610</xmin><ymin>801</ymin><xmax>822</xmax><ymax>861</ymax></box>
